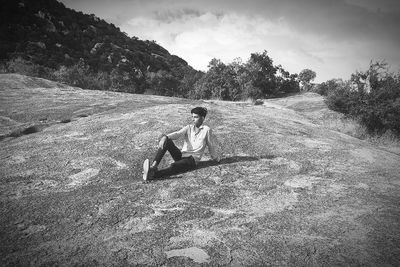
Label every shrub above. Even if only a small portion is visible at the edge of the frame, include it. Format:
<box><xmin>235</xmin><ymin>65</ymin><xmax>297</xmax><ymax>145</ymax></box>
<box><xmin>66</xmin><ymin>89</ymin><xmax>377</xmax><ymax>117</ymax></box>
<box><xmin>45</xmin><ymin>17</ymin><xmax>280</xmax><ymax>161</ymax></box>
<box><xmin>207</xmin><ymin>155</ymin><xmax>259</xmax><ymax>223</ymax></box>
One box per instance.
<box><xmin>324</xmin><ymin>79</ymin><xmax>354</xmax><ymax>114</ymax></box>
<box><xmin>312</xmin><ymin>83</ymin><xmax>328</xmax><ymax>96</ymax></box>
<box><xmin>53</xmin><ymin>59</ymin><xmax>113</xmax><ymax>91</ymax></box>
<box><xmin>0</xmin><ymin>62</ymin><xmax>7</xmax><ymax>73</ymax></box>
<box><xmin>145</xmin><ymin>70</ymin><xmax>180</xmax><ymax>96</ymax></box>
<box><xmin>5</xmin><ymin>57</ymin><xmax>53</xmax><ymax>79</ymax></box>
<box><xmin>324</xmin><ymin>62</ymin><xmax>400</xmax><ymax>136</ymax></box>
<box><xmin>6</xmin><ymin>57</ymin><xmax>38</xmax><ymax>76</ymax></box>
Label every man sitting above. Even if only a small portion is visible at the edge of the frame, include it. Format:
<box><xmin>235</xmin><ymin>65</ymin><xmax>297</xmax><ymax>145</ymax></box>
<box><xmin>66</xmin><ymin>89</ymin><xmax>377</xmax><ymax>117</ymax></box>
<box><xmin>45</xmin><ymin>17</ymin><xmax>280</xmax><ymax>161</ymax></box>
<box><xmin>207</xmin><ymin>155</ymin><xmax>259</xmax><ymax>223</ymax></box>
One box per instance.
<box><xmin>143</xmin><ymin>107</ymin><xmax>221</xmax><ymax>181</ymax></box>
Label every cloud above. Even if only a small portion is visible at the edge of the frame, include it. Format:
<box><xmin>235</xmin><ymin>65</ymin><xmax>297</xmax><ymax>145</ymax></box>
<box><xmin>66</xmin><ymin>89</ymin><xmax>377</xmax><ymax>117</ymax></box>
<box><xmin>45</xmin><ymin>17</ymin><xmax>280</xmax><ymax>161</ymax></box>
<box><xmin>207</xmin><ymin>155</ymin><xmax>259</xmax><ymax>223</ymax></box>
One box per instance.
<box><xmin>124</xmin><ymin>12</ymin><xmax>297</xmax><ymax>58</ymax></box>
<box><xmin>121</xmin><ymin>10</ymin><xmax>331</xmax><ymax>78</ymax></box>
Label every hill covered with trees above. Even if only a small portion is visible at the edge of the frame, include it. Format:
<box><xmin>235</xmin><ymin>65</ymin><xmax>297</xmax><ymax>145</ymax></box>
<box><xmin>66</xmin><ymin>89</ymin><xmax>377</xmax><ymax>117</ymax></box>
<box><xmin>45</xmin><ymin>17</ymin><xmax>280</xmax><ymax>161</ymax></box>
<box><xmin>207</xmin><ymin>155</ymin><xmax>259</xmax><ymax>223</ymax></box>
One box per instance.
<box><xmin>0</xmin><ymin>0</ymin><xmax>304</xmax><ymax>99</ymax></box>
<box><xmin>0</xmin><ymin>0</ymin><xmax>201</xmax><ymax>96</ymax></box>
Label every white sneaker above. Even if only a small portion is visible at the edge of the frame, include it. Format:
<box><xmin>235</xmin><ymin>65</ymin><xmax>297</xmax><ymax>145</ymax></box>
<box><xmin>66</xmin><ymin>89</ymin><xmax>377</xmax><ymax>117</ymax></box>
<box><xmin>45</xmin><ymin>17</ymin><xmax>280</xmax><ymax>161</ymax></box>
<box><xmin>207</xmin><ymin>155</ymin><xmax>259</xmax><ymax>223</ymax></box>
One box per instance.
<box><xmin>142</xmin><ymin>159</ymin><xmax>150</xmax><ymax>181</ymax></box>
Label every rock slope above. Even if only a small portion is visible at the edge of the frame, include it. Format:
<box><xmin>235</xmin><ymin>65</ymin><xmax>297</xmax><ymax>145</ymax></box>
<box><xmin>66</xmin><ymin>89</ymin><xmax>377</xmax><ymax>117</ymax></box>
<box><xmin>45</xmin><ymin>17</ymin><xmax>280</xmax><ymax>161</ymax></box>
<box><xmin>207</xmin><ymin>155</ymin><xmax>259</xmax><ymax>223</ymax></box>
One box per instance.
<box><xmin>1</xmin><ymin>74</ymin><xmax>399</xmax><ymax>266</ymax></box>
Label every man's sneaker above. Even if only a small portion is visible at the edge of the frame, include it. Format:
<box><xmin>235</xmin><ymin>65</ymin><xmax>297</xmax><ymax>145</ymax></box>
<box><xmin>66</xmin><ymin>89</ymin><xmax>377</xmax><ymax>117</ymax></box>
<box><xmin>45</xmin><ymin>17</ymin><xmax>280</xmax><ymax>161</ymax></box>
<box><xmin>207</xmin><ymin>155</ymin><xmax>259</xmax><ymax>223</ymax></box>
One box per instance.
<box><xmin>142</xmin><ymin>159</ymin><xmax>150</xmax><ymax>181</ymax></box>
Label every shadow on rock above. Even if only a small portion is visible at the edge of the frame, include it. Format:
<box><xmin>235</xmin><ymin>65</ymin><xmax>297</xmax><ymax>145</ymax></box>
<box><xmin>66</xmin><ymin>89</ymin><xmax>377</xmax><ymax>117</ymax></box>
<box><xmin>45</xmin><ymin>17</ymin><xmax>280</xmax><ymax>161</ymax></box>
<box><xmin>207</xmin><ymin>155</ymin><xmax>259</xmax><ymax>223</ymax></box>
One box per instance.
<box><xmin>150</xmin><ymin>155</ymin><xmax>276</xmax><ymax>181</ymax></box>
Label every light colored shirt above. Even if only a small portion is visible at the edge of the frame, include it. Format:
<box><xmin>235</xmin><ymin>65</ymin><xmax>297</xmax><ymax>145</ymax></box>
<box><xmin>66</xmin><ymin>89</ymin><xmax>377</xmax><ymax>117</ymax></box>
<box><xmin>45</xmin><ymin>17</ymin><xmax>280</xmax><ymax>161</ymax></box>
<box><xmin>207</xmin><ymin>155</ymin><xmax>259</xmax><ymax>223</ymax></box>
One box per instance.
<box><xmin>167</xmin><ymin>124</ymin><xmax>219</xmax><ymax>163</ymax></box>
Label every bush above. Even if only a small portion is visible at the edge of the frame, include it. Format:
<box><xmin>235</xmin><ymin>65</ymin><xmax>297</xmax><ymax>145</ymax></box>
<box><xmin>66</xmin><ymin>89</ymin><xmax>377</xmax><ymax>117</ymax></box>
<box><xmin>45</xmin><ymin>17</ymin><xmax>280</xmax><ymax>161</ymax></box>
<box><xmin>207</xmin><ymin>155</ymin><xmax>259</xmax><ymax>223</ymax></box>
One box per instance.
<box><xmin>6</xmin><ymin>57</ymin><xmax>38</xmax><ymax>76</ymax></box>
<box><xmin>312</xmin><ymin>83</ymin><xmax>328</xmax><ymax>96</ymax></box>
<box><xmin>4</xmin><ymin>57</ymin><xmax>136</xmax><ymax>92</ymax></box>
<box><xmin>5</xmin><ymin>57</ymin><xmax>54</xmax><ymax>79</ymax></box>
<box><xmin>324</xmin><ymin>80</ymin><xmax>356</xmax><ymax>114</ymax></box>
<box><xmin>145</xmin><ymin>70</ymin><xmax>180</xmax><ymax>96</ymax></box>
<box><xmin>324</xmin><ymin>63</ymin><xmax>400</xmax><ymax>136</ymax></box>
<box><xmin>0</xmin><ymin>62</ymin><xmax>7</xmax><ymax>73</ymax></box>
<box><xmin>53</xmin><ymin>59</ymin><xmax>113</xmax><ymax>91</ymax></box>
<box><xmin>53</xmin><ymin>60</ymin><xmax>92</xmax><ymax>89</ymax></box>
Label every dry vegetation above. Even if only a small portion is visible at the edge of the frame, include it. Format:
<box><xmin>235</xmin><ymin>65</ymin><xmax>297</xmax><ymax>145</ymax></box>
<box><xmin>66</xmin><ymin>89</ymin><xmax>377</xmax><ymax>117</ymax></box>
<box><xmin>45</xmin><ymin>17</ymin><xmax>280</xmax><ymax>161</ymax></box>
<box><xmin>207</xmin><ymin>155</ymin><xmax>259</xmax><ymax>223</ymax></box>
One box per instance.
<box><xmin>1</xmin><ymin>74</ymin><xmax>400</xmax><ymax>266</ymax></box>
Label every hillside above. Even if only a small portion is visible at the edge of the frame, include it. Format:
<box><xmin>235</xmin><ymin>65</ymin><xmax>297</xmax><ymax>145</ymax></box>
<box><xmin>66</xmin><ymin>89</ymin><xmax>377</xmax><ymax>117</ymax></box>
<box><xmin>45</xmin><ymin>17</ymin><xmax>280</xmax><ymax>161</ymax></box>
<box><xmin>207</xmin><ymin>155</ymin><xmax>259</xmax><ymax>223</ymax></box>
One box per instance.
<box><xmin>0</xmin><ymin>0</ymin><xmax>199</xmax><ymax>95</ymax></box>
<box><xmin>1</xmin><ymin>74</ymin><xmax>400</xmax><ymax>266</ymax></box>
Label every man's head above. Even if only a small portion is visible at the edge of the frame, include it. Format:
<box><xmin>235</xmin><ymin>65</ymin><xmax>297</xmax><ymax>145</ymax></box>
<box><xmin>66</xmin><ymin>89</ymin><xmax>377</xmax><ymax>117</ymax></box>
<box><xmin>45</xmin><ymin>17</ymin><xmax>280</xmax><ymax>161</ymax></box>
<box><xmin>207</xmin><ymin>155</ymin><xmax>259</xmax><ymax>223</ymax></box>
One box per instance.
<box><xmin>191</xmin><ymin>107</ymin><xmax>207</xmax><ymax>127</ymax></box>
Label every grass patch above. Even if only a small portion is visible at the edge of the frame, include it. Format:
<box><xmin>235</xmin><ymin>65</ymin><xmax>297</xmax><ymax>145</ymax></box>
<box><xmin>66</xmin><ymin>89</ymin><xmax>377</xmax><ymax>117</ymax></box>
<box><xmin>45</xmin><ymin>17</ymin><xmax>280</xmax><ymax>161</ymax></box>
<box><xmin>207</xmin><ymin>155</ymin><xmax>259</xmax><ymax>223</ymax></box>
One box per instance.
<box><xmin>322</xmin><ymin>115</ymin><xmax>400</xmax><ymax>150</ymax></box>
<box><xmin>322</xmin><ymin>117</ymin><xmax>367</xmax><ymax>138</ymax></box>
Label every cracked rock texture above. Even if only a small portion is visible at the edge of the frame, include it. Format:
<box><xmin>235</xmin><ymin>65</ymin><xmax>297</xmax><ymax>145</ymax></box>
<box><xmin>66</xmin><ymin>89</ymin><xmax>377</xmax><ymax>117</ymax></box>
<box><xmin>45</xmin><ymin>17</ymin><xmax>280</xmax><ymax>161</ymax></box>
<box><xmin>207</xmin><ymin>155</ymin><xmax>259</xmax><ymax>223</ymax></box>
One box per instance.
<box><xmin>1</xmin><ymin>74</ymin><xmax>400</xmax><ymax>266</ymax></box>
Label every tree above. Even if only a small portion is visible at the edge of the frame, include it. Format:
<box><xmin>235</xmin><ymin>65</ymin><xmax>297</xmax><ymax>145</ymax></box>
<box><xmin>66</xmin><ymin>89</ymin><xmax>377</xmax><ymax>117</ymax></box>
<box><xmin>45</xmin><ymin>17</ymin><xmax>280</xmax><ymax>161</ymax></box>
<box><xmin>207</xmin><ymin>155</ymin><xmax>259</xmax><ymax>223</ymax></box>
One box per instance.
<box><xmin>190</xmin><ymin>58</ymin><xmax>228</xmax><ymax>100</ymax></box>
<box><xmin>276</xmin><ymin>65</ymin><xmax>300</xmax><ymax>94</ymax></box>
<box><xmin>228</xmin><ymin>58</ymin><xmax>248</xmax><ymax>100</ymax></box>
<box><xmin>145</xmin><ymin>70</ymin><xmax>180</xmax><ymax>96</ymax></box>
<box><xmin>177</xmin><ymin>69</ymin><xmax>203</xmax><ymax>98</ymax></box>
<box><xmin>189</xmin><ymin>52</ymin><xmax>300</xmax><ymax>101</ymax></box>
<box><xmin>350</xmin><ymin>60</ymin><xmax>388</xmax><ymax>94</ymax></box>
<box><xmin>298</xmin><ymin>69</ymin><xmax>316</xmax><ymax>90</ymax></box>
<box><xmin>246</xmin><ymin>50</ymin><xmax>278</xmax><ymax>97</ymax></box>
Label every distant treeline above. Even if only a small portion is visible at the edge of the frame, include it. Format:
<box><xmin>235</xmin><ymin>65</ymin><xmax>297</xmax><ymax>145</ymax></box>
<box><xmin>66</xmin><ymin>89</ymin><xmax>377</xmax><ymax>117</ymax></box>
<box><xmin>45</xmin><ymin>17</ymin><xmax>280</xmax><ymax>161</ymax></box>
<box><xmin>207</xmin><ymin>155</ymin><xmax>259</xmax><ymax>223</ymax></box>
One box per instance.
<box><xmin>187</xmin><ymin>52</ymin><xmax>303</xmax><ymax>100</ymax></box>
<box><xmin>1</xmin><ymin>50</ymin><xmax>308</xmax><ymax>100</ymax></box>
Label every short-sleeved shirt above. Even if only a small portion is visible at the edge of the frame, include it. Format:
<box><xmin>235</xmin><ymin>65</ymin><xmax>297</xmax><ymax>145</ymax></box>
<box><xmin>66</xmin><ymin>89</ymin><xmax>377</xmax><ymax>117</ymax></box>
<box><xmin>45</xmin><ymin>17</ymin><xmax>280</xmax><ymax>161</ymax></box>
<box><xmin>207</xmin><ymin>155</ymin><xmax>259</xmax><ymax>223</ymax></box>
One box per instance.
<box><xmin>167</xmin><ymin>124</ymin><xmax>218</xmax><ymax>163</ymax></box>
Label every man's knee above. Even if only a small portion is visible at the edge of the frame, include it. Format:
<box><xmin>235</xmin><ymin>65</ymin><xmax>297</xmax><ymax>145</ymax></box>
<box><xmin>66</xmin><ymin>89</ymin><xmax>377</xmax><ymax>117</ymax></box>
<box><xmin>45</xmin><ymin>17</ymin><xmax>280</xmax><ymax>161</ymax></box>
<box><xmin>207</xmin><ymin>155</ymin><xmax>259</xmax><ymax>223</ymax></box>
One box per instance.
<box><xmin>164</xmin><ymin>137</ymin><xmax>175</xmax><ymax>148</ymax></box>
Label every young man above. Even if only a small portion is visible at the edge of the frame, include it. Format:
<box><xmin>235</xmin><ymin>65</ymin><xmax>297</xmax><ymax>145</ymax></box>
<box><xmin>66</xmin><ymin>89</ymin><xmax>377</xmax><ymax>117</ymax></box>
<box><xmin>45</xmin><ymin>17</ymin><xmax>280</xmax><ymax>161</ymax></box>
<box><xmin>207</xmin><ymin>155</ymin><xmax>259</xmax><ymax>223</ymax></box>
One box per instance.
<box><xmin>142</xmin><ymin>107</ymin><xmax>221</xmax><ymax>181</ymax></box>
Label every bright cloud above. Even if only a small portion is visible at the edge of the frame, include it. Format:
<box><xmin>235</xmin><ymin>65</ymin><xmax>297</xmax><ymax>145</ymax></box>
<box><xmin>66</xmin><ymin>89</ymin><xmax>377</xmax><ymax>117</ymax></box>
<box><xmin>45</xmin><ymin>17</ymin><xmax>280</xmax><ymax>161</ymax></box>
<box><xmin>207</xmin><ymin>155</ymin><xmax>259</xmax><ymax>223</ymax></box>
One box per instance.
<box><xmin>121</xmin><ymin>11</ymin><xmax>333</xmax><ymax>80</ymax></box>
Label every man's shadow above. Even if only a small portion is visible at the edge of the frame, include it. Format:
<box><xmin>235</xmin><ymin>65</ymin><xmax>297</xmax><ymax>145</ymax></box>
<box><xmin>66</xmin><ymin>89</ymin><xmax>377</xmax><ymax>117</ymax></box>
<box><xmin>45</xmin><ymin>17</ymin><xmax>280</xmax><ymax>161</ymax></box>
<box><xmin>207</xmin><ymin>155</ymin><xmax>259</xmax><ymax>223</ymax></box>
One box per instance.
<box><xmin>151</xmin><ymin>154</ymin><xmax>276</xmax><ymax>181</ymax></box>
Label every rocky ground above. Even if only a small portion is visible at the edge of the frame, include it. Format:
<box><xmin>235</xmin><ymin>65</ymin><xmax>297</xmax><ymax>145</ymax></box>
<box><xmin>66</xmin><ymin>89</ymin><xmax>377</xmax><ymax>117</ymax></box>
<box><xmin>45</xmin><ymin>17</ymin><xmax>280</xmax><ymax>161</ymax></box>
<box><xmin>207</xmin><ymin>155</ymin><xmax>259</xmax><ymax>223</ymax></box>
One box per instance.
<box><xmin>1</xmin><ymin>74</ymin><xmax>400</xmax><ymax>266</ymax></box>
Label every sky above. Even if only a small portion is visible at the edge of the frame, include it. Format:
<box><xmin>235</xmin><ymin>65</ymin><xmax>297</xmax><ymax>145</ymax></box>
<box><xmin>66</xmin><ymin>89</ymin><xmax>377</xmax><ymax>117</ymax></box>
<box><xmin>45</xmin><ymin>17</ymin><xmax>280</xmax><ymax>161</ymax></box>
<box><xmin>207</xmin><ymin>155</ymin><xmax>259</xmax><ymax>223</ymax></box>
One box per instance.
<box><xmin>60</xmin><ymin>0</ymin><xmax>400</xmax><ymax>82</ymax></box>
